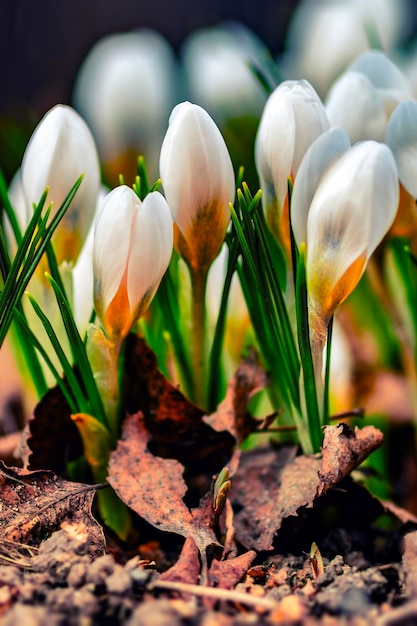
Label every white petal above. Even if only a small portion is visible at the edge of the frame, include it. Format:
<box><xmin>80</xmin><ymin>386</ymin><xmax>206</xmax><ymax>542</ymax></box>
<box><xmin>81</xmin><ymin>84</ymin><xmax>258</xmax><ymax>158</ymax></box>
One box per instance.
<box><xmin>348</xmin><ymin>49</ymin><xmax>412</xmax><ymax>103</ymax></box>
<box><xmin>127</xmin><ymin>191</ymin><xmax>173</xmax><ymax>312</ymax></box>
<box><xmin>73</xmin><ymin>186</ymin><xmax>108</xmax><ymax>334</ymax></box>
<box><xmin>93</xmin><ymin>185</ymin><xmax>136</xmax><ymax>313</ymax></box>
<box><xmin>284</xmin><ymin>3</ymin><xmax>369</xmax><ymax>97</ymax></box>
<box><xmin>307</xmin><ymin>141</ymin><xmax>398</xmax><ymax>294</ymax></box>
<box><xmin>386</xmin><ymin>100</ymin><xmax>417</xmax><ymax>197</ymax></box>
<box><xmin>291</xmin><ymin>127</ymin><xmax>351</xmax><ymax>247</ymax></box>
<box><xmin>342</xmin><ymin>51</ymin><xmax>412</xmax><ymax>123</ymax></box>
<box><xmin>325</xmin><ymin>72</ymin><xmax>387</xmax><ymax>142</ymax></box>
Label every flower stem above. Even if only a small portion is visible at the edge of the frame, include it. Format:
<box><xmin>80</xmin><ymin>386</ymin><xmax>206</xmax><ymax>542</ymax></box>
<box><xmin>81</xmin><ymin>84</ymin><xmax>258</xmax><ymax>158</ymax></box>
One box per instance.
<box><xmin>308</xmin><ymin>309</ymin><xmax>328</xmax><ymax>419</ymax></box>
<box><xmin>190</xmin><ymin>267</ymin><xmax>208</xmax><ymax>407</ymax></box>
<box><xmin>86</xmin><ymin>324</ymin><xmax>121</xmax><ymax>442</ymax></box>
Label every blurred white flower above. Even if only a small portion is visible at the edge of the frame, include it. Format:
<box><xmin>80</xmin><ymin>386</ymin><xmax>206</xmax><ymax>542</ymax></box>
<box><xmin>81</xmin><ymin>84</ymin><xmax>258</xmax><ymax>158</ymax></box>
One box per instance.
<box><xmin>282</xmin><ymin>0</ymin><xmax>412</xmax><ymax>97</ymax></box>
<box><xmin>386</xmin><ymin>100</ymin><xmax>417</xmax><ymax>238</ymax></box>
<box><xmin>325</xmin><ymin>50</ymin><xmax>412</xmax><ymax>144</ymax></box>
<box><xmin>182</xmin><ymin>22</ymin><xmax>268</xmax><ymax>125</ymax></box>
<box><xmin>93</xmin><ymin>185</ymin><xmax>173</xmax><ymax>343</ymax></box>
<box><xmin>21</xmin><ymin>104</ymin><xmax>100</xmax><ymax>265</ymax></box>
<box><xmin>160</xmin><ymin>101</ymin><xmax>235</xmax><ymax>274</ymax></box>
<box><xmin>73</xmin><ymin>30</ymin><xmax>177</xmax><ymax>181</ymax></box>
<box><xmin>387</xmin><ymin>100</ymin><xmax>417</xmax><ymax>198</ymax></box>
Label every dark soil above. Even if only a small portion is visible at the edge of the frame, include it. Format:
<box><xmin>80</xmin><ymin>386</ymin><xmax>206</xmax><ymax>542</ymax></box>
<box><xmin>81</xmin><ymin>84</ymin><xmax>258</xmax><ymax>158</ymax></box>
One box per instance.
<box><xmin>0</xmin><ymin>473</ymin><xmax>416</xmax><ymax>626</ymax></box>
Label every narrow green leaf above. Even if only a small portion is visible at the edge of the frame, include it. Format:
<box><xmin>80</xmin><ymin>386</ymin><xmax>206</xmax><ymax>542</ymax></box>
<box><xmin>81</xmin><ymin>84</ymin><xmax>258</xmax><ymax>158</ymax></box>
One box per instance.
<box><xmin>231</xmin><ymin>203</ymin><xmax>296</xmax><ymax>411</ymax></box>
<box><xmin>0</xmin><ymin>176</ymin><xmax>83</xmax><ymax>347</ymax></box>
<box><xmin>26</xmin><ymin>293</ymin><xmax>88</xmax><ymax>413</ymax></box>
<box><xmin>45</xmin><ymin>271</ymin><xmax>107</xmax><ymax>426</ymax></box>
<box><xmin>0</xmin><ymin>166</ymin><xmax>22</xmax><ymax>246</ymax></box>
<box><xmin>13</xmin><ymin>309</ymin><xmax>78</xmax><ymax>412</ymax></box>
<box><xmin>207</xmin><ymin>238</ymin><xmax>240</xmax><ymax>411</ymax></box>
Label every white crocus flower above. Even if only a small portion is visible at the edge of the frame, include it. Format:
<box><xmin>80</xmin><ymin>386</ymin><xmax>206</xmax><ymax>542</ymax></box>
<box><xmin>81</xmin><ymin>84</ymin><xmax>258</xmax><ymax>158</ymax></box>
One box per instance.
<box><xmin>348</xmin><ymin>50</ymin><xmax>412</xmax><ymax>115</ymax></box>
<box><xmin>292</xmin><ymin>137</ymin><xmax>399</xmax><ymax>388</ymax></box>
<box><xmin>160</xmin><ymin>101</ymin><xmax>235</xmax><ymax>274</ymax></box>
<box><xmin>255</xmin><ymin>79</ymin><xmax>329</xmax><ymax>251</ymax></box>
<box><xmin>93</xmin><ymin>185</ymin><xmax>173</xmax><ymax>343</ymax></box>
<box><xmin>292</xmin><ymin>139</ymin><xmax>399</xmax><ymax>323</ymax></box>
<box><xmin>21</xmin><ymin>104</ymin><xmax>100</xmax><ymax>265</ymax></box>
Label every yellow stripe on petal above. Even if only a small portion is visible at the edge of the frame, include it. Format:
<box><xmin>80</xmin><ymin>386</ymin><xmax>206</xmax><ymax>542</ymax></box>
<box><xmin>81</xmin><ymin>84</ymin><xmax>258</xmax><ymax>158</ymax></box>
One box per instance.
<box><xmin>103</xmin><ymin>273</ymin><xmax>131</xmax><ymax>341</ymax></box>
<box><xmin>309</xmin><ymin>253</ymin><xmax>367</xmax><ymax>320</ymax></box>
<box><xmin>389</xmin><ymin>183</ymin><xmax>417</xmax><ymax>239</ymax></box>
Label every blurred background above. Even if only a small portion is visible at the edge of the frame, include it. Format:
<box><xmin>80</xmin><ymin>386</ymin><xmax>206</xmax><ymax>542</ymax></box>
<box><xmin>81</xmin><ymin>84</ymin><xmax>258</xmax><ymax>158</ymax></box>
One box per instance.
<box><xmin>0</xmin><ymin>1</ymin><xmax>297</xmax><ymax>180</ymax></box>
<box><xmin>2</xmin><ymin>0</ymin><xmax>417</xmax><ymax>184</ymax></box>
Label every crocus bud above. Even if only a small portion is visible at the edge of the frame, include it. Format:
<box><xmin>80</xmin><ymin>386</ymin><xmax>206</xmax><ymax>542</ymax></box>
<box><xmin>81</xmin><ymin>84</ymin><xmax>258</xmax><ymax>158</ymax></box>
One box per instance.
<box><xmin>292</xmin><ymin>139</ymin><xmax>399</xmax><ymax>322</ymax></box>
<box><xmin>21</xmin><ymin>104</ymin><xmax>100</xmax><ymax>264</ymax></box>
<box><xmin>255</xmin><ymin>80</ymin><xmax>329</xmax><ymax>250</ymax></box>
<box><xmin>159</xmin><ymin>102</ymin><xmax>235</xmax><ymax>275</ymax></box>
<box><xmin>93</xmin><ymin>185</ymin><xmax>173</xmax><ymax>342</ymax></box>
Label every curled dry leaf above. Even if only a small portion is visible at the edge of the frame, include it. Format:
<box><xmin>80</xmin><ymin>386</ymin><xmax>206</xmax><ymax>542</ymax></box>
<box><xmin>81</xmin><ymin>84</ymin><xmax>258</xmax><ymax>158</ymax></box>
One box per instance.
<box><xmin>204</xmin><ymin>349</ymin><xmax>268</xmax><ymax>475</ymax></box>
<box><xmin>0</xmin><ymin>462</ymin><xmax>105</xmax><ymax>558</ymax></box>
<box><xmin>159</xmin><ymin>536</ymin><xmax>201</xmax><ymax>585</ymax></box>
<box><xmin>403</xmin><ymin>531</ymin><xmax>417</xmax><ymax>597</ymax></box>
<box><xmin>204</xmin><ymin>349</ymin><xmax>267</xmax><ymax>443</ymax></box>
<box><xmin>317</xmin><ymin>423</ymin><xmax>384</xmax><ymax>495</ymax></box>
<box><xmin>107</xmin><ymin>412</ymin><xmax>220</xmax><ymax>557</ymax></box>
<box><xmin>121</xmin><ymin>335</ymin><xmax>235</xmax><ymax>472</ymax></box>
<box><xmin>208</xmin><ymin>550</ymin><xmax>257</xmax><ymax>590</ymax></box>
<box><xmin>232</xmin><ymin>423</ymin><xmax>383</xmax><ymax>551</ymax></box>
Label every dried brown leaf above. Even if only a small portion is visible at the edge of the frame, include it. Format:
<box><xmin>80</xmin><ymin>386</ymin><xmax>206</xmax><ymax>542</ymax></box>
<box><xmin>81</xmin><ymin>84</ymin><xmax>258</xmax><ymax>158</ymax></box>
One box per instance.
<box><xmin>317</xmin><ymin>423</ymin><xmax>384</xmax><ymax>495</ymax></box>
<box><xmin>381</xmin><ymin>501</ymin><xmax>417</xmax><ymax>525</ymax></box>
<box><xmin>232</xmin><ymin>423</ymin><xmax>383</xmax><ymax>551</ymax></box>
<box><xmin>121</xmin><ymin>335</ymin><xmax>235</xmax><ymax>472</ymax></box>
<box><xmin>17</xmin><ymin>385</ymin><xmax>82</xmax><ymax>473</ymax></box>
<box><xmin>208</xmin><ymin>550</ymin><xmax>257</xmax><ymax>589</ymax></box>
<box><xmin>403</xmin><ymin>531</ymin><xmax>417</xmax><ymax>597</ymax></box>
<box><xmin>204</xmin><ymin>350</ymin><xmax>267</xmax><ymax>443</ymax></box>
<box><xmin>231</xmin><ymin>446</ymin><xmax>312</xmax><ymax>551</ymax></box>
<box><xmin>159</xmin><ymin>536</ymin><xmax>200</xmax><ymax>585</ymax></box>
<box><xmin>107</xmin><ymin>413</ymin><xmax>220</xmax><ymax>556</ymax></box>
<box><xmin>0</xmin><ymin>462</ymin><xmax>105</xmax><ymax>557</ymax></box>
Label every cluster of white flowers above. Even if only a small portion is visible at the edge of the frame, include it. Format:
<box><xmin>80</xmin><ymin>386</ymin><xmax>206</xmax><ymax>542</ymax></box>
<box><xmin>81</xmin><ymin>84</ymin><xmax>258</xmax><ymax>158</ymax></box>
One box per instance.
<box><xmin>12</xmin><ymin>5</ymin><xmax>417</xmax><ymax>383</ymax></box>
